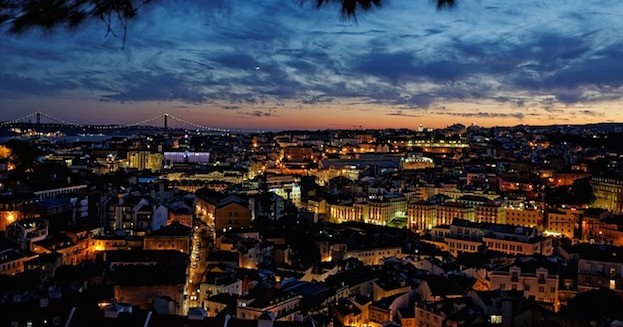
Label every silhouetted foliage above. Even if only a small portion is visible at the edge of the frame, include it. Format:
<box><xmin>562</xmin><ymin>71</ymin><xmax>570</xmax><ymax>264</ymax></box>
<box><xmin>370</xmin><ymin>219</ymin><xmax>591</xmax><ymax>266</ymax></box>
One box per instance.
<box><xmin>545</xmin><ymin>178</ymin><xmax>595</xmax><ymax>206</ymax></box>
<box><xmin>564</xmin><ymin>288</ymin><xmax>623</xmax><ymax>324</ymax></box>
<box><xmin>5</xmin><ymin>139</ymin><xmax>39</xmax><ymax>173</ymax></box>
<box><xmin>286</xmin><ymin>231</ymin><xmax>321</xmax><ymax>266</ymax></box>
<box><xmin>310</xmin><ymin>0</ymin><xmax>456</xmax><ymax>16</ymax></box>
<box><xmin>0</xmin><ymin>0</ymin><xmax>457</xmax><ymax>43</ymax></box>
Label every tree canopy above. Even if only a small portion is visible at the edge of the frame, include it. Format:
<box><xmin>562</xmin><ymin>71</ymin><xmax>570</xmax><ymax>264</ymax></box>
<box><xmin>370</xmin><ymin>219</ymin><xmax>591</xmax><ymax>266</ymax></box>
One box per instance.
<box><xmin>564</xmin><ymin>288</ymin><xmax>623</xmax><ymax>324</ymax></box>
<box><xmin>0</xmin><ymin>0</ymin><xmax>457</xmax><ymax>37</ymax></box>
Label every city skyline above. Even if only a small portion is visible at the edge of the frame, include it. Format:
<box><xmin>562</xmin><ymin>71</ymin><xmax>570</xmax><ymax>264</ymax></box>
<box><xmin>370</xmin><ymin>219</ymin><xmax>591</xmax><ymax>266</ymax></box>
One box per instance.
<box><xmin>2</xmin><ymin>0</ymin><xmax>623</xmax><ymax>129</ymax></box>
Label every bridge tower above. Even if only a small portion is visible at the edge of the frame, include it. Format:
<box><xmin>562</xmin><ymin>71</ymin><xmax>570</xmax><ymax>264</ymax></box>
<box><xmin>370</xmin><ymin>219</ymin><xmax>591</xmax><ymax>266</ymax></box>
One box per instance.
<box><xmin>164</xmin><ymin>113</ymin><xmax>169</xmax><ymax>129</ymax></box>
<box><xmin>36</xmin><ymin>112</ymin><xmax>41</xmax><ymax>127</ymax></box>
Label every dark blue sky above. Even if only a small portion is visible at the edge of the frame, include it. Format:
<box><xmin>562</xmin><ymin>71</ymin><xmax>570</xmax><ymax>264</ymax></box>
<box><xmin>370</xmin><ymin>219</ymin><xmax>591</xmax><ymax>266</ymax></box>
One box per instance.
<box><xmin>1</xmin><ymin>0</ymin><xmax>622</xmax><ymax>129</ymax></box>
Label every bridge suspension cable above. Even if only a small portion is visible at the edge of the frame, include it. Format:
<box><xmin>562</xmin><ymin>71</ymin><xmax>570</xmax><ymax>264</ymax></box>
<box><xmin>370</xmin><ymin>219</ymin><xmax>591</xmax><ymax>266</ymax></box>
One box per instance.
<box><xmin>0</xmin><ymin>112</ymin><xmax>39</xmax><ymax>126</ymax></box>
<box><xmin>122</xmin><ymin>113</ymin><xmax>167</xmax><ymax>128</ymax></box>
<box><xmin>37</xmin><ymin>111</ymin><xmax>85</xmax><ymax>127</ymax></box>
<box><xmin>0</xmin><ymin>111</ymin><xmax>229</xmax><ymax>132</ymax></box>
<box><xmin>165</xmin><ymin>113</ymin><xmax>228</xmax><ymax>132</ymax></box>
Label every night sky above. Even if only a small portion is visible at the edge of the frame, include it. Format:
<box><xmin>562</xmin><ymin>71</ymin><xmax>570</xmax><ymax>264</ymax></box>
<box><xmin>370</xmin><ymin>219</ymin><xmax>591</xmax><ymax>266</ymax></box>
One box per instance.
<box><xmin>1</xmin><ymin>0</ymin><xmax>623</xmax><ymax>130</ymax></box>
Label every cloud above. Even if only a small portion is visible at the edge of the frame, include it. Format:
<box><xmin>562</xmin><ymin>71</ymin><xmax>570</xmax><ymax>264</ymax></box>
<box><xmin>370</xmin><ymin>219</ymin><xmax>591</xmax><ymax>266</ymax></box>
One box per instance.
<box><xmin>386</xmin><ymin>110</ymin><xmax>423</xmax><ymax>118</ymax></box>
<box><xmin>434</xmin><ymin>111</ymin><xmax>528</xmax><ymax>120</ymax></box>
<box><xmin>1</xmin><ymin>0</ymin><xmax>623</xmax><ymax>124</ymax></box>
<box><xmin>0</xmin><ymin>73</ymin><xmax>78</xmax><ymax>97</ymax></box>
<box><xmin>100</xmin><ymin>72</ymin><xmax>211</xmax><ymax>102</ymax></box>
<box><xmin>234</xmin><ymin>110</ymin><xmax>279</xmax><ymax>118</ymax></box>
<box><xmin>579</xmin><ymin>110</ymin><xmax>605</xmax><ymax>117</ymax></box>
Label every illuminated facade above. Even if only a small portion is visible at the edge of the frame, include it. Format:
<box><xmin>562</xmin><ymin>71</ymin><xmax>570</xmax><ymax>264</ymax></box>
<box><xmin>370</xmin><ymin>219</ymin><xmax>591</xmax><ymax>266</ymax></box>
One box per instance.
<box><xmin>546</xmin><ymin>209</ymin><xmax>581</xmax><ymax>238</ymax></box>
<box><xmin>505</xmin><ymin>208</ymin><xmax>541</xmax><ymax>228</ymax></box>
<box><xmin>437</xmin><ymin>219</ymin><xmax>554</xmax><ymax>257</ymax></box>
<box><xmin>582</xmin><ymin>210</ymin><xmax>623</xmax><ymax>245</ymax></box>
<box><xmin>437</xmin><ymin>202</ymin><xmax>474</xmax><ymax>225</ymax></box>
<box><xmin>214</xmin><ymin>197</ymin><xmax>251</xmax><ymax>232</ymax></box>
<box><xmin>0</xmin><ymin>249</ymin><xmax>33</xmax><ymax>275</ymax></box>
<box><xmin>591</xmin><ymin>176</ymin><xmax>623</xmax><ymax>214</ymax></box>
<box><xmin>343</xmin><ymin>247</ymin><xmax>403</xmax><ymax>266</ymax></box>
<box><xmin>269</xmin><ymin>183</ymin><xmax>302</xmax><ymax>208</ymax></box>
<box><xmin>236</xmin><ymin>287</ymin><xmax>302</xmax><ymax>321</ymax></box>
<box><xmin>407</xmin><ymin>201</ymin><xmax>437</xmax><ymax>232</ymax></box>
<box><xmin>143</xmin><ymin>222</ymin><xmax>191</xmax><ymax>254</ymax></box>
<box><xmin>366</xmin><ymin>195</ymin><xmax>407</xmax><ymax>226</ymax></box>
<box><xmin>490</xmin><ymin>266</ymin><xmax>559</xmax><ymax>309</ymax></box>
<box><xmin>127</xmin><ymin>150</ymin><xmax>163</xmax><ymax>171</ymax></box>
<box><xmin>475</xmin><ymin>201</ymin><xmax>506</xmax><ymax>224</ymax></box>
<box><xmin>163</xmin><ymin>151</ymin><xmax>210</xmax><ymax>165</ymax></box>
<box><xmin>329</xmin><ymin>202</ymin><xmax>360</xmax><ymax>223</ymax></box>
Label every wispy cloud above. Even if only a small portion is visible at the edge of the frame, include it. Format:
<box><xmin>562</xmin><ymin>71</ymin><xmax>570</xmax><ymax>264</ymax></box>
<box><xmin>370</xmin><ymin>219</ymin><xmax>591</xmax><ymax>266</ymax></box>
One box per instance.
<box><xmin>1</xmin><ymin>0</ymin><xmax>623</xmax><ymax>124</ymax></box>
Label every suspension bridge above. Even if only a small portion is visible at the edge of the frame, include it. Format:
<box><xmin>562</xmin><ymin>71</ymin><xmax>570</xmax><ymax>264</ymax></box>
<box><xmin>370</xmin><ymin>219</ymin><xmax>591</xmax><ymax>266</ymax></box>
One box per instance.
<box><xmin>0</xmin><ymin>111</ymin><xmax>230</xmax><ymax>132</ymax></box>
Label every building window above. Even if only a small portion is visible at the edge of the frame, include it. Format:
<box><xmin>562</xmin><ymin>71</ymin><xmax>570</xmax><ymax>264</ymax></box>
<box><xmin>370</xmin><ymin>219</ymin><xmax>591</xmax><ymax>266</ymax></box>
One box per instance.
<box><xmin>490</xmin><ymin>315</ymin><xmax>502</xmax><ymax>324</ymax></box>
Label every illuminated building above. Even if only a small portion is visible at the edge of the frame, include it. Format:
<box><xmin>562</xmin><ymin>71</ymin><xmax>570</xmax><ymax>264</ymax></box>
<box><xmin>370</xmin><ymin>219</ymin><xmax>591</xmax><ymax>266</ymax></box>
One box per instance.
<box><xmin>335</xmin><ymin>298</ymin><xmax>367</xmax><ymax>327</ymax></box>
<box><xmin>431</xmin><ymin>219</ymin><xmax>553</xmax><ymax>257</ymax></box>
<box><xmin>505</xmin><ymin>207</ymin><xmax>541</xmax><ymax>228</ymax></box>
<box><xmin>0</xmin><ymin>249</ymin><xmax>34</xmax><ymax>275</ymax></box>
<box><xmin>107</xmin><ymin>196</ymin><xmax>167</xmax><ymax>233</ymax></box>
<box><xmin>32</xmin><ymin>185</ymin><xmax>87</xmax><ymax>201</ymax></box>
<box><xmin>366</xmin><ymin>195</ymin><xmax>407</xmax><ymax>226</ymax></box>
<box><xmin>31</xmin><ymin>234</ymin><xmax>91</xmax><ymax>265</ymax></box>
<box><xmin>269</xmin><ymin>183</ymin><xmax>301</xmax><ymax>208</ymax></box>
<box><xmin>143</xmin><ymin>222</ymin><xmax>191</xmax><ymax>253</ymax></box>
<box><xmin>546</xmin><ymin>208</ymin><xmax>581</xmax><ymax>238</ymax></box>
<box><xmin>5</xmin><ymin>217</ymin><xmax>48</xmax><ymax>251</ymax></box>
<box><xmin>163</xmin><ymin>151</ymin><xmax>210</xmax><ymax>166</ymax></box>
<box><xmin>591</xmin><ymin>176</ymin><xmax>623</xmax><ymax>214</ymax></box>
<box><xmin>490</xmin><ymin>265</ymin><xmax>559</xmax><ymax>309</ymax></box>
<box><xmin>127</xmin><ymin>150</ymin><xmax>164</xmax><ymax>171</ymax></box>
<box><xmin>369</xmin><ymin>292</ymin><xmax>411</xmax><ymax>326</ymax></box>
<box><xmin>405</xmin><ymin>138</ymin><xmax>468</xmax><ymax>148</ymax></box>
<box><xmin>341</xmin><ymin>247</ymin><xmax>403</xmax><ymax>266</ymax></box>
<box><xmin>576</xmin><ymin>245</ymin><xmax>623</xmax><ymax>294</ymax></box>
<box><xmin>400</xmin><ymin>155</ymin><xmax>434</xmax><ymax>170</ymax></box>
<box><xmin>437</xmin><ymin>202</ymin><xmax>474</xmax><ymax>225</ymax></box>
<box><xmin>329</xmin><ymin>201</ymin><xmax>360</xmax><ymax>223</ymax></box>
<box><xmin>91</xmin><ymin>235</ymin><xmax>144</xmax><ymax>252</ymax></box>
<box><xmin>408</xmin><ymin>200</ymin><xmax>437</xmax><ymax>232</ymax></box>
<box><xmin>0</xmin><ymin>194</ymin><xmax>40</xmax><ymax>230</ymax></box>
<box><xmin>167</xmin><ymin>206</ymin><xmax>193</xmax><ymax>228</ymax></box>
<box><xmin>415</xmin><ymin>303</ymin><xmax>445</xmax><ymax>327</ymax></box>
<box><xmin>281</xmin><ymin>146</ymin><xmax>315</xmax><ymax>162</ymax></box>
<box><xmin>0</xmin><ymin>210</ymin><xmax>21</xmax><ymax>231</ymax></box>
<box><xmin>199</xmin><ymin>273</ymin><xmax>242</xmax><ymax>310</ymax></box>
<box><xmin>163</xmin><ymin>169</ymin><xmax>246</xmax><ymax>185</ymax></box>
<box><xmin>236</xmin><ymin>286</ymin><xmax>302</xmax><ymax>321</ymax></box>
<box><xmin>582</xmin><ymin>209</ymin><xmax>623</xmax><ymax>245</ymax></box>
<box><xmin>475</xmin><ymin>201</ymin><xmax>506</xmax><ymax>224</ymax></box>
<box><xmin>214</xmin><ymin>196</ymin><xmax>251</xmax><ymax>232</ymax></box>
<box><xmin>305</xmin><ymin>197</ymin><xmax>328</xmax><ymax>215</ymax></box>
<box><xmin>550</xmin><ymin>169</ymin><xmax>590</xmax><ymax>187</ymax></box>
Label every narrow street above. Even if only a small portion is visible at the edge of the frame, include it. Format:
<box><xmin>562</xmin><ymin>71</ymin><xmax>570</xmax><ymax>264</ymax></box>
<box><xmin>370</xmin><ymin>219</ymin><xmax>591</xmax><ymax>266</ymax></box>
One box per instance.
<box><xmin>185</xmin><ymin>217</ymin><xmax>212</xmax><ymax>311</ymax></box>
